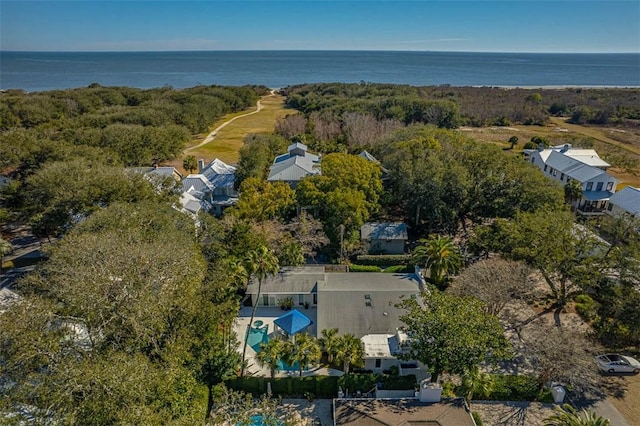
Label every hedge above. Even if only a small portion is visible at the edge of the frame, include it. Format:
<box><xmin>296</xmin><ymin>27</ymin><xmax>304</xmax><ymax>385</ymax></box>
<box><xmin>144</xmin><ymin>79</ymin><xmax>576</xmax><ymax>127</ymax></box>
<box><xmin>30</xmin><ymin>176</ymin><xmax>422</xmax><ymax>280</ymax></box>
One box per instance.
<box><xmin>338</xmin><ymin>373</ymin><xmax>417</xmax><ymax>393</ymax></box>
<box><xmin>354</xmin><ymin>254</ymin><xmax>414</xmax><ymax>267</ymax></box>
<box><xmin>383</xmin><ymin>265</ymin><xmax>414</xmax><ymax>273</ymax></box>
<box><xmin>225</xmin><ymin>376</ymin><xmax>339</xmax><ymax>398</ymax></box>
<box><xmin>348</xmin><ymin>264</ymin><xmax>382</xmax><ymax>272</ymax></box>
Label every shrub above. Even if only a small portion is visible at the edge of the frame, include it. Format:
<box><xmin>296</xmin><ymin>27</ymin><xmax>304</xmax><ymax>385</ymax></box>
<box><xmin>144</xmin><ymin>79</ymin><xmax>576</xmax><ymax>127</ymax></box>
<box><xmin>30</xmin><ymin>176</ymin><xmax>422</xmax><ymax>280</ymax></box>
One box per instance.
<box><xmin>1</xmin><ymin>260</ymin><xmax>14</xmax><ymax>269</ymax></box>
<box><xmin>348</xmin><ymin>264</ymin><xmax>382</xmax><ymax>272</ymax></box>
<box><xmin>574</xmin><ymin>294</ymin><xmax>598</xmax><ymax>322</ymax></box>
<box><xmin>355</xmin><ymin>254</ymin><xmax>413</xmax><ymax>267</ymax></box>
<box><xmin>477</xmin><ymin>374</ymin><xmax>552</xmax><ymax>402</ymax></box>
<box><xmin>383</xmin><ymin>265</ymin><xmax>413</xmax><ymax>273</ymax></box>
<box><xmin>472</xmin><ymin>412</ymin><xmax>483</xmax><ymax>426</ymax></box>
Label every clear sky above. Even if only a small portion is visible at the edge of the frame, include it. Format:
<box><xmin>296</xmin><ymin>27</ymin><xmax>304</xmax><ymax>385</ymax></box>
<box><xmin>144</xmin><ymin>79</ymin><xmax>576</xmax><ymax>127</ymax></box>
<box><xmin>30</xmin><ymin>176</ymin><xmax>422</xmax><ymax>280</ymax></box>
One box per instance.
<box><xmin>1</xmin><ymin>1</ymin><xmax>639</xmax><ymax>53</ymax></box>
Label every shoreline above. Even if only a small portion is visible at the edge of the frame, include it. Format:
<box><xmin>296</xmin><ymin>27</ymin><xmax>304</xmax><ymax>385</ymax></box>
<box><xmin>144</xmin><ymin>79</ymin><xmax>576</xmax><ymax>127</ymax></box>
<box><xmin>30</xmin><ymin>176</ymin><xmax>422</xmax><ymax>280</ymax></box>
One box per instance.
<box><xmin>3</xmin><ymin>84</ymin><xmax>640</xmax><ymax>95</ymax></box>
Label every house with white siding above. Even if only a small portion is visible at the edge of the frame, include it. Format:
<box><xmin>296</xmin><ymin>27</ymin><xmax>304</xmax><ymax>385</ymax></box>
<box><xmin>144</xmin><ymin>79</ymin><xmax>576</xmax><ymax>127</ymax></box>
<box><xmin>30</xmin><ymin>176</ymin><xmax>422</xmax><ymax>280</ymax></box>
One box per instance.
<box><xmin>524</xmin><ymin>145</ymin><xmax>618</xmax><ymax>216</ymax></box>
<box><xmin>607</xmin><ymin>186</ymin><xmax>640</xmax><ymax>220</ymax></box>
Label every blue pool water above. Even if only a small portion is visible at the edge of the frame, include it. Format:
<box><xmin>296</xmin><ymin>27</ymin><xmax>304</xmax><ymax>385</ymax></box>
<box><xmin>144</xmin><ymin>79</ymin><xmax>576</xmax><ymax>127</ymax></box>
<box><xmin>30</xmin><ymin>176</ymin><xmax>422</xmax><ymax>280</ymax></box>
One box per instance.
<box><xmin>247</xmin><ymin>326</ymin><xmax>301</xmax><ymax>372</ymax></box>
<box><xmin>237</xmin><ymin>414</ymin><xmax>284</xmax><ymax>426</ymax></box>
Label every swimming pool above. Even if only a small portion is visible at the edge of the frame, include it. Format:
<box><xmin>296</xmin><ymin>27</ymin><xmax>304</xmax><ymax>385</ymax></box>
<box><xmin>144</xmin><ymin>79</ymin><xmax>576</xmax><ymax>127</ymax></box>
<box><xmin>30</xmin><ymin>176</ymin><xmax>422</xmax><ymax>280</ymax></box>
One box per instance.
<box><xmin>247</xmin><ymin>326</ymin><xmax>301</xmax><ymax>372</ymax></box>
<box><xmin>237</xmin><ymin>414</ymin><xmax>284</xmax><ymax>426</ymax></box>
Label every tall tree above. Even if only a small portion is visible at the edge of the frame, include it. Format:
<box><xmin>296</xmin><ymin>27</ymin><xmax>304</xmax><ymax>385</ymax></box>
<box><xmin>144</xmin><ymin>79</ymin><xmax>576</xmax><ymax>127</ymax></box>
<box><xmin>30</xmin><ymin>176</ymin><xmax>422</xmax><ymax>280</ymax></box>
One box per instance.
<box><xmin>284</xmin><ymin>333</ymin><xmax>322</xmax><ymax>377</ymax></box>
<box><xmin>241</xmin><ymin>245</ymin><xmax>280</xmax><ymax>376</ymax></box>
<box><xmin>231</xmin><ymin>177</ymin><xmax>296</xmax><ymax>222</ymax></box>
<box><xmin>399</xmin><ymin>290</ymin><xmax>510</xmax><ymax>383</ymax></box>
<box><xmin>183</xmin><ymin>155</ymin><xmax>198</xmax><ymax>174</ymax></box>
<box><xmin>451</xmin><ymin>257</ymin><xmax>532</xmax><ymax>316</ymax></box>
<box><xmin>334</xmin><ymin>334</ymin><xmax>364</xmax><ymax>374</ymax></box>
<box><xmin>413</xmin><ymin>236</ymin><xmax>463</xmax><ymax>289</ymax></box>
<box><xmin>564</xmin><ymin>179</ymin><xmax>583</xmax><ymax>212</ymax></box>
<box><xmin>256</xmin><ymin>338</ymin><xmax>285</xmax><ymax>379</ymax></box>
<box><xmin>319</xmin><ymin>328</ymin><xmax>339</xmax><ymax>363</ymax></box>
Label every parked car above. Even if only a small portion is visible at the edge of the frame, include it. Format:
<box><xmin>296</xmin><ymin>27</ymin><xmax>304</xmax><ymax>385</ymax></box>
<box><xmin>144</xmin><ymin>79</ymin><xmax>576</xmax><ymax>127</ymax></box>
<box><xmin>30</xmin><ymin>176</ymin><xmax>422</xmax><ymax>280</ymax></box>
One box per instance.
<box><xmin>595</xmin><ymin>354</ymin><xmax>640</xmax><ymax>374</ymax></box>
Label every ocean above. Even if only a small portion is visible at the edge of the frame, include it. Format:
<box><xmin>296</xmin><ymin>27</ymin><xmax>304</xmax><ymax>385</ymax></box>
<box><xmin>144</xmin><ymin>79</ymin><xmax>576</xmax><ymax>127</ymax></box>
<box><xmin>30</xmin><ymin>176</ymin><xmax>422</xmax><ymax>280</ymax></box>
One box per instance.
<box><xmin>1</xmin><ymin>50</ymin><xmax>639</xmax><ymax>92</ymax></box>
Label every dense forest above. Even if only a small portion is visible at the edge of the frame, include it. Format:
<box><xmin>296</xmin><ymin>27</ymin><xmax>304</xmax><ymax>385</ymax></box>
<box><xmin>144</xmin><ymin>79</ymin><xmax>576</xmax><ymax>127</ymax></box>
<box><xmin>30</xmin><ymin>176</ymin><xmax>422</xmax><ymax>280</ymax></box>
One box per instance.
<box><xmin>1</xmin><ymin>83</ymin><xmax>640</xmax><ymax>423</ymax></box>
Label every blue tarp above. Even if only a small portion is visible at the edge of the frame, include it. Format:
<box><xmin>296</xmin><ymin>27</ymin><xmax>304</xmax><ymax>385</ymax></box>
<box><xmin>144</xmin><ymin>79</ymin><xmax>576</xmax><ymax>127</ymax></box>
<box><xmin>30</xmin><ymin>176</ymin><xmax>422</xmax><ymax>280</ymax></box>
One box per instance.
<box><xmin>274</xmin><ymin>309</ymin><xmax>313</xmax><ymax>335</ymax></box>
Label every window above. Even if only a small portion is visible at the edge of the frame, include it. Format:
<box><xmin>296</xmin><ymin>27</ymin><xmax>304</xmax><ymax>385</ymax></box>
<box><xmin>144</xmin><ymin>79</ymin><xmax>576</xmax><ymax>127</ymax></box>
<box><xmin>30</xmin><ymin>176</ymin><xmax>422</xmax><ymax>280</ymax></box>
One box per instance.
<box><xmin>586</xmin><ymin>182</ymin><xmax>593</xmax><ymax>191</ymax></box>
<box><xmin>263</xmin><ymin>294</ymin><xmax>269</xmax><ymax>306</ymax></box>
<box><xmin>299</xmin><ymin>294</ymin><xmax>304</xmax><ymax>305</ymax></box>
<box><xmin>552</xmin><ymin>169</ymin><xmax>557</xmax><ymax>177</ymax></box>
<box><xmin>596</xmin><ymin>182</ymin><xmax>603</xmax><ymax>191</ymax></box>
<box><xmin>544</xmin><ymin>165</ymin><xmax>548</xmax><ymax>172</ymax></box>
<box><xmin>313</xmin><ymin>293</ymin><xmax>317</xmax><ymax>305</ymax></box>
<box><xmin>375</xmin><ymin>359</ymin><xmax>381</xmax><ymax>368</ymax></box>
<box><xmin>607</xmin><ymin>182</ymin><xmax>614</xmax><ymax>191</ymax></box>
<box><xmin>560</xmin><ymin>173</ymin><xmax>565</xmax><ymax>181</ymax></box>
<box><xmin>531</xmin><ymin>158</ymin><xmax>535</xmax><ymax>163</ymax></box>
<box><xmin>607</xmin><ymin>203</ymin><xmax>613</xmax><ymax>211</ymax></box>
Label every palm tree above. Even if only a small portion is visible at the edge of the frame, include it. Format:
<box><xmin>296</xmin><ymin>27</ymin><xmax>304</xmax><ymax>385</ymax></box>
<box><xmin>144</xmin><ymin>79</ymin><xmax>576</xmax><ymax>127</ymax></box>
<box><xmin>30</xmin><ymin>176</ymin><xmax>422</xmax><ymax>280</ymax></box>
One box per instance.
<box><xmin>183</xmin><ymin>155</ymin><xmax>198</xmax><ymax>174</ymax></box>
<box><xmin>564</xmin><ymin>180</ymin><xmax>583</xmax><ymax>213</ymax></box>
<box><xmin>544</xmin><ymin>404</ymin><xmax>610</xmax><ymax>426</ymax></box>
<box><xmin>285</xmin><ymin>333</ymin><xmax>321</xmax><ymax>377</ymax></box>
<box><xmin>413</xmin><ymin>236</ymin><xmax>462</xmax><ymax>289</ymax></box>
<box><xmin>0</xmin><ymin>238</ymin><xmax>13</xmax><ymax>267</ymax></box>
<box><xmin>256</xmin><ymin>338</ymin><xmax>285</xmax><ymax>378</ymax></box>
<box><xmin>319</xmin><ymin>328</ymin><xmax>339</xmax><ymax>364</ymax></box>
<box><xmin>458</xmin><ymin>367</ymin><xmax>494</xmax><ymax>404</ymax></box>
<box><xmin>240</xmin><ymin>245</ymin><xmax>279</xmax><ymax>377</ymax></box>
<box><xmin>509</xmin><ymin>135</ymin><xmax>519</xmax><ymax>149</ymax></box>
<box><xmin>334</xmin><ymin>334</ymin><xmax>364</xmax><ymax>374</ymax></box>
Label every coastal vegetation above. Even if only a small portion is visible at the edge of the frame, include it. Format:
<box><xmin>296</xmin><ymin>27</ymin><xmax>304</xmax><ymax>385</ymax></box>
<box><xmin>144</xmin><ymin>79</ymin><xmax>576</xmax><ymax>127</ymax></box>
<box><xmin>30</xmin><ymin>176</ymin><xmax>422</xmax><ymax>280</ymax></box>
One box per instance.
<box><xmin>1</xmin><ymin>83</ymin><xmax>640</xmax><ymax>423</ymax></box>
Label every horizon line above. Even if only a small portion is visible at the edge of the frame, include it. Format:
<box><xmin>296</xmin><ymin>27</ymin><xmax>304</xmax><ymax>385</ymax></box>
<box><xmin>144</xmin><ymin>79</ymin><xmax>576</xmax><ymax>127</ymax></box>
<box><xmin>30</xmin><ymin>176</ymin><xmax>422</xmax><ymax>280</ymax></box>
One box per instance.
<box><xmin>2</xmin><ymin>49</ymin><xmax>639</xmax><ymax>55</ymax></box>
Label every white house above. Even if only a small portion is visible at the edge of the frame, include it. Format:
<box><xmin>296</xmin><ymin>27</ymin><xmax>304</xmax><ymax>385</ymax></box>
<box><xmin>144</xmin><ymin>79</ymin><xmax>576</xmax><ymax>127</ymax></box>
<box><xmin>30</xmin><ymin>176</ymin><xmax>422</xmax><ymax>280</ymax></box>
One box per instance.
<box><xmin>525</xmin><ymin>145</ymin><xmax>618</xmax><ymax>216</ymax></box>
<box><xmin>197</xmin><ymin>158</ymin><xmax>239</xmax><ymax>216</ymax></box>
<box><xmin>607</xmin><ymin>186</ymin><xmax>640</xmax><ymax>220</ymax></box>
<box><xmin>267</xmin><ymin>142</ymin><xmax>320</xmax><ymax>188</ymax></box>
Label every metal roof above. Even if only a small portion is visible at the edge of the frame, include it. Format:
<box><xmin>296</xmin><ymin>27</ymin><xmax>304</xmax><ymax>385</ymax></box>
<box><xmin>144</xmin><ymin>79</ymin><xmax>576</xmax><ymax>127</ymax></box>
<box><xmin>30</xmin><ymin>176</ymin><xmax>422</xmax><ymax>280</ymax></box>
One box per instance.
<box><xmin>181</xmin><ymin>174</ymin><xmax>215</xmax><ymax>193</ymax></box>
<box><xmin>361</xmin><ymin>222</ymin><xmax>408</xmax><ymax>241</ymax></box>
<box><xmin>583</xmin><ymin>190</ymin><xmax>614</xmax><ymax>201</ymax></box>
<box><xmin>201</xmin><ymin>158</ymin><xmax>236</xmax><ymax>189</ymax></box>
<box><xmin>267</xmin><ymin>155</ymin><xmax>320</xmax><ymax>182</ymax></box>
<box><xmin>610</xmin><ymin>186</ymin><xmax>640</xmax><ymax>216</ymax></box>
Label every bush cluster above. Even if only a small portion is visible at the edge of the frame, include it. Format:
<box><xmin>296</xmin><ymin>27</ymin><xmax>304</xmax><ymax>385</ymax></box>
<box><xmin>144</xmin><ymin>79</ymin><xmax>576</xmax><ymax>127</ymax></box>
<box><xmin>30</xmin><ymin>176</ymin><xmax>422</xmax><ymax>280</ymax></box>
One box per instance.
<box><xmin>355</xmin><ymin>254</ymin><xmax>414</xmax><ymax>267</ymax></box>
<box><xmin>225</xmin><ymin>376</ymin><xmax>339</xmax><ymax>398</ymax></box>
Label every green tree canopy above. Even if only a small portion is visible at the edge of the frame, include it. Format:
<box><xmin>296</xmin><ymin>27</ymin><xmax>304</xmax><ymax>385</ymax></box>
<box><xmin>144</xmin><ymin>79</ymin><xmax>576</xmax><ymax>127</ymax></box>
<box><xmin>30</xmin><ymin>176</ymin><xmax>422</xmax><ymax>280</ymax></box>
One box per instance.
<box><xmin>399</xmin><ymin>290</ymin><xmax>510</xmax><ymax>383</ymax></box>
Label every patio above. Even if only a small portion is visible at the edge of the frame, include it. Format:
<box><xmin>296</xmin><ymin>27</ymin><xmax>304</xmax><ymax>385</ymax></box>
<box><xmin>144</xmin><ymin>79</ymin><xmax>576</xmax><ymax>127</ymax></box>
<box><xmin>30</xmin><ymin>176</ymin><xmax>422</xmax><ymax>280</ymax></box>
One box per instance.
<box><xmin>235</xmin><ymin>305</ymin><xmax>330</xmax><ymax>377</ymax></box>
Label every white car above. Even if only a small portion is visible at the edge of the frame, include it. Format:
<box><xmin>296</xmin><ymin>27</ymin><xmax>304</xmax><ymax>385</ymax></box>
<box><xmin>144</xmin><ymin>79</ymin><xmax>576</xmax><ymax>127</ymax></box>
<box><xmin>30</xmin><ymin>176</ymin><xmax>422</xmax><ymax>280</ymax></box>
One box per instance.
<box><xmin>595</xmin><ymin>354</ymin><xmax>640</xmax><ymax>374</ymax></box>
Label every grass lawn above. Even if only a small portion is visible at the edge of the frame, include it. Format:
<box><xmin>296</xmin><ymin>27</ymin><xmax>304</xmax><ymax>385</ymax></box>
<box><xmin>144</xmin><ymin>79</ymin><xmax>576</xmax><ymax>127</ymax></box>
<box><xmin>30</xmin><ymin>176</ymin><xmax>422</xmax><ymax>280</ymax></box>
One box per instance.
<box><xmin>457</xmin><ymin>118</ymin><xmax>640</xmax><ymax>187</ymax></box>
<box><xmin>169</xmin><ymin>93</ymin><xmax>292</xmax><ymax>173</ymax></box>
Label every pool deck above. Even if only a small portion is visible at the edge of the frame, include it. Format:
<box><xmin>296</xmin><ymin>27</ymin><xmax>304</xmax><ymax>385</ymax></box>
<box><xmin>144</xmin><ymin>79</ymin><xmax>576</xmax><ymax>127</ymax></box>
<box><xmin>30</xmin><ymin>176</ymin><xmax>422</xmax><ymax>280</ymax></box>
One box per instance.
<box><xmin>235</xmin><ymin>306</ymin><xmax>343</xmax><ymax>377</ymax></box>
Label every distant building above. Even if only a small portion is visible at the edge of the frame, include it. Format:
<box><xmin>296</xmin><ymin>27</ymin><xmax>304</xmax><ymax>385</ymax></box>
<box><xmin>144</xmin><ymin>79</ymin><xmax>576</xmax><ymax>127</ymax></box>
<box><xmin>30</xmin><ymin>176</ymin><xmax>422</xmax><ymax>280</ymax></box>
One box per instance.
<box><xmin>361</xmin><ymin>222</ymin><xmax>408</xmax><ymax>254</ymax></box>
<box><xmin>524</xmin><ymin>145</ymin><xmax>618</xmax><ymax>216</ymax></box>
<box><xmin>128</xmin><ymin>166</ymin><xmax>182</xmax><ymax>181</ymax></box>
<box><xmin>267</xmin><ymin>142</ymin><xmax>320</xmax><ymax>188</ymax></box>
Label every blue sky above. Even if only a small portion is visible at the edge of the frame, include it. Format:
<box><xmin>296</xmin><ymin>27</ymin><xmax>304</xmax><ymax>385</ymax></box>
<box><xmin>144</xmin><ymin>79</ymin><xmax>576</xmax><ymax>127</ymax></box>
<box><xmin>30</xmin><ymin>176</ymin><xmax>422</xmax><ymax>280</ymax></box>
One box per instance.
<box><xmin>1</xmin><ymin>1</ymin><xmax>639</xmax><ymax>53</ymax></box>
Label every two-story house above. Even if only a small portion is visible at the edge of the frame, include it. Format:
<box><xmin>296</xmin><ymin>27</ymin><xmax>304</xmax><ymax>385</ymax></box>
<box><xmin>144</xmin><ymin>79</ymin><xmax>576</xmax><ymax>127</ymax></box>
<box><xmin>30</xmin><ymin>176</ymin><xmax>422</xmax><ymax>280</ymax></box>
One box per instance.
<box><xmin>525</xmin><ymin>145</ymin><xmax>618</xmax><ymax>216</ymax></box>
<box><xmin>267</xmin><ymin>142</ymin><xmax>320</xmax><ymax>188</ymax></box>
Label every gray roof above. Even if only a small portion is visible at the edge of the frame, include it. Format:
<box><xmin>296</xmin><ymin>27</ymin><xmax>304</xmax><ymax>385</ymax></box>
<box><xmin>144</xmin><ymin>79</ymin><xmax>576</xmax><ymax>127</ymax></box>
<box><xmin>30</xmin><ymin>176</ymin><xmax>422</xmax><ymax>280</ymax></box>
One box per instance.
<box><xmin>200</xmin><ymin>158</ymin><xmax>236</xmax><ymax>189</ymax></box>
<box><xmin>361</xmin><ymin>222</ymin><xmax>408</xmax><ymax>241</ymax></box>
<box><xmin>181</xmin><ymin>174</ymin><xmax>215</xmax><ymax>193</ymax></box>
<box><xmin>247</xmin><ymin>266</ymin><xmax>325</xmax><ymax>295</ymax></box>
<box><xmin>317</xmin><ymin>273</ymin><xmax>421</xmax><ymax>337</ymax></box>
<box><xmin>610</xmin><ymin>186</ymin><xmax>640</xmax><ymax>216</ymax></box>
<box><xmin>267</xmin><ymin>155</ymin><xmax>320</xmax><ymax>182</ymax></box>
<box><xmin>247</xmin><ymin>268</ymin><xmax>422</xmax><ymax>338</ymax></box>
<box><xmin>583</xmin><ymin>190</ymin><xmax>614</xmax><ymax>201</ymax></box>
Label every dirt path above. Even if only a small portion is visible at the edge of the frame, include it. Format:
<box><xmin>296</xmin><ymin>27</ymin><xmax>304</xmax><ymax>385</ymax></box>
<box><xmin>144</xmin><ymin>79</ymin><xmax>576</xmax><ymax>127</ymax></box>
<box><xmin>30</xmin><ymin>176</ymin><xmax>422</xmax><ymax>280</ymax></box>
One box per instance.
<box><xmin>549</xmin><ymin>117</ymin><xmax>640</xmax><ymax>155</ymax></box>
<box><xmin>185</xmin><ymin>97</ymin><xmax>265</xmax><ymax>153</ymax></box>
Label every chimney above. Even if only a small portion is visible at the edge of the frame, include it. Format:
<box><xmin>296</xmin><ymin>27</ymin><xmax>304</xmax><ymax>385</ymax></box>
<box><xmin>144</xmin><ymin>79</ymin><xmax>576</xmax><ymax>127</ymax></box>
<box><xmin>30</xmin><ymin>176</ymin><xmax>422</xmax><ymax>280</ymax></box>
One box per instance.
<box><xmin>418</xmin><ymin>379</ymin><xmax>442</xmax><ymax>403</ymax></box>
<box><xmin>198</xmin><ymin>159</ymin><xmax>205</xmax><ymax>173</ymax></box>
